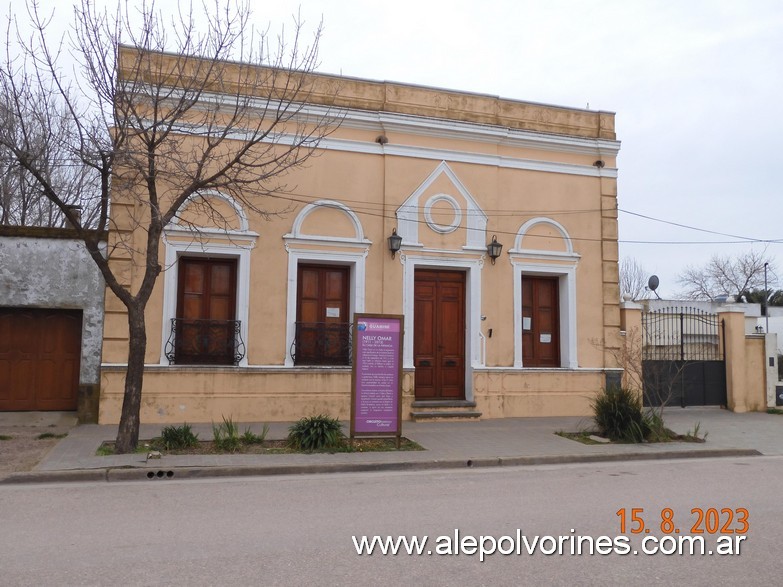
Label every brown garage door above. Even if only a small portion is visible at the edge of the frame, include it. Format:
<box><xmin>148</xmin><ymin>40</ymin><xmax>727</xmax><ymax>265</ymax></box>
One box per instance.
<box><xmin>0</xmin><ymin>309</ymin><xmax>81</xmax><ymax>411</ymax></box>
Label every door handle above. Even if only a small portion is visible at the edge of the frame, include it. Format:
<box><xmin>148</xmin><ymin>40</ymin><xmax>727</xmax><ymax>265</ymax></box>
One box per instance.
<box><xmin>445</xmin><ymin>360</ymin><xmax>457</xmax><ymax>367</ymax></box>
<box><xmin>419</xmin><ymin>360</ymin><xmax>431</xmax><ymax>367</ymax></box>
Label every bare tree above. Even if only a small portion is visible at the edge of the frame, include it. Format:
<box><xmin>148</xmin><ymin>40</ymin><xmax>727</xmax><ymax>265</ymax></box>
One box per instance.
<box><xmin>0</xmin><ymin>0</ymin><xmax>337</xmax><ymax>452</ymax></box>
<box><xmin>619</xmin><ymin>257</ymin><xmax>650</xmax><ymax>301</ymax></box>
<box><xmin>677</xmin><ymin>250</ymin><xmax>777</xmax><ymax>301</ymax></box>
<box><xmin>0</xmin><ymin>97</ymin><xmax>98</xmax><ymax>227</ymax></box>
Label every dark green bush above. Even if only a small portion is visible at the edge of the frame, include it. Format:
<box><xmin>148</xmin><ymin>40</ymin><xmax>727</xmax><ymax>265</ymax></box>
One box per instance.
<box><xmin>287</xmin><ymin>414</ymin><xmax>346</xmax><ymax>451</ymax></box>
<box><xmin>160</xmin><ymin>423</ymin><xmax>199</xmax><ymax>450</ymax></box>
<box><xmin>592</xmin><ymin>387</ymin><xmax>649</xmax><ymax>443</ymax></box>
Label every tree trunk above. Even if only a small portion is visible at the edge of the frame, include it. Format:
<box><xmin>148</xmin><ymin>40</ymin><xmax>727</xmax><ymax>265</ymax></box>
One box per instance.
<box><xmin>114</xmin><ymin>304</ymin><xmax>147</xmax><ymax>453</ymax></box>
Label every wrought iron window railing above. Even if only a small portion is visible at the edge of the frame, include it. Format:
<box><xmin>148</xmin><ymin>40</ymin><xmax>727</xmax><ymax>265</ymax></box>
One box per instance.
<box><xmin>165</xmin><ymin>319</ymin><xmax>245</xmax><ymax>366</ymax></box>
<box><xmin>291</xmin><ymin>322</ymin><xmax>352</xmax><ymax>366</ymax></box>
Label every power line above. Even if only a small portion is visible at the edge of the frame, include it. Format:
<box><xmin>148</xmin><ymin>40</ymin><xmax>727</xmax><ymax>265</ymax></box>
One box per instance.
<box><xmin>259</xmin><ymin>190</ymin><xmax>781</xmax><ymax>247</ymax></box>
<box><xmin>618</xmin><ymin>208</ymin><xmax>774</xmax><ymax>243</ymax></box>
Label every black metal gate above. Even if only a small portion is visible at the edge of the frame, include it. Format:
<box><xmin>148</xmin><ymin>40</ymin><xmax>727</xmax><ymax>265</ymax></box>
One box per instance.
<box><xmin>642</xmin><ymin>307</ymin><xmax>727</xmax><ymax>407</ymax></box>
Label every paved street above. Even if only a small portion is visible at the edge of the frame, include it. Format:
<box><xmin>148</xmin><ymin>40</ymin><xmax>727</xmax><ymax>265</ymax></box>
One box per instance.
<box><xmin>0</xmin><ymin>455</ymin><xmax>779</xmax><ymax>585</ymax></box>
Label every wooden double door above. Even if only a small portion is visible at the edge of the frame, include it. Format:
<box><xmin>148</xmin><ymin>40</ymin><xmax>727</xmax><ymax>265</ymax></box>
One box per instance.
<box><xmin>176</xmin><ymin>257</ymin><xmax>237</xmax><ymax>365</ymax></box>
<box><xmin>522</xmin><ymin>276</ymin><xmax>560</xmax><ymax>367</ymax></box>
<box><xmin>414</xmin><ymin>270</ymin><xmax>465</xmax><ymax>400</ymax></box>
<box><xmin>295</xmin><ymin>264</ymin><xmax>350</xmax><ymax>365</ymax></box>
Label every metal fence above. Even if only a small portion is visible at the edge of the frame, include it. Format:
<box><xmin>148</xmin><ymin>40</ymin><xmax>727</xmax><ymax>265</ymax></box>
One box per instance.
<box><xmin>642</xmin><ymin>306</ymin><xmax>724</xmax><ymax>362</ymax></box>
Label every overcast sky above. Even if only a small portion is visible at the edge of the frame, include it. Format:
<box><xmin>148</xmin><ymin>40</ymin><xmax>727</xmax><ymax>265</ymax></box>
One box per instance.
<box><xmin>12</xmin><ymin>1</ymin><xmax>783</xmax><ymax>297</ymax></box>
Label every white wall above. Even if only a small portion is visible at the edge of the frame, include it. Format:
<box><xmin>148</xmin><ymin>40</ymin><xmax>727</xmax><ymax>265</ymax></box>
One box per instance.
<box><xmin>0</xmin><ymin>233</ymin><xmax>105</xmax><ymax>386</ymax></box>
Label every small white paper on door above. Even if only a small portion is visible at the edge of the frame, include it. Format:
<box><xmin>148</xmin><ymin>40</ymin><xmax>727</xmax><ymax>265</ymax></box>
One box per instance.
<box><xmin>326</xmin><ymin>307</ymin><xmax>340</xmax><ymax>318</ymax></box>
<box><xmin>523</xmin><ymin>317</ymin><xmax>532</xmax><ymax>330</ymax></box>
<box><xmin>540</xmin><ymin>333</ymin><xmax>552</xmax><ymax>344</ymax></box>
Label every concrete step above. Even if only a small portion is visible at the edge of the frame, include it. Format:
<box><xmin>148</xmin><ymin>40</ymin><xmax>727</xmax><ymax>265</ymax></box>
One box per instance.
<box><xmin>0</xmin><ymin>411</ymin><xmax>78</xmax><ymax>427</ymax></box>
<box><xmin>410</xmin><ymin>409</ymin><xmax>482</xmax><ymax>422</ymax></box>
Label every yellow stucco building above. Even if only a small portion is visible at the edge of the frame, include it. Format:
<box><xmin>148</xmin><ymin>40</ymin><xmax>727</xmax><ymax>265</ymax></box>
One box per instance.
<box><xmin>99</xmin><ymin>47</ymin><xmax>623</xmax><ymax>424</ymax></box>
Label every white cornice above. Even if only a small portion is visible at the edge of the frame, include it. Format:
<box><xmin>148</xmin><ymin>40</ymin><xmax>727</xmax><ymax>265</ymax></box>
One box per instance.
<box><xmin>151</xmin><ymin>85</ymin><xmax>620</xmax><ymax>158</ymax></box>
<box><xmin>508</xmin><ymin>249</ymin><xmax>582</xmax><ymax>262</ymax></box>
<box><xmin>349</xmin><ymin>110</ymin><xmax>621</xmax><ymax>157</ymax></box>
<box><xmin>163</xmin><ymin>118</ymin><xmax>618</xmax><ymax>178</ymax></box>
<box><xmin>317</xmin><ymin>136</ymin><xmax>618</xmax><ymax>178</ymax></box>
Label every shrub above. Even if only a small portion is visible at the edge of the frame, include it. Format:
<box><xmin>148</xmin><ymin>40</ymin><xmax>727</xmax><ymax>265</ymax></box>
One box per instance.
<box><xmin>160</xmin><ymin>423</ymin><xmax>199</xmax><ymax>450</ymax></box>
<box><xmin>287</xmin><ymin>414</ymin><xmax>346</xmax><ymax>451</ymax></box>
<box><xmin>642</xmin><ymin>411</ymin><xmax>670</xmax><ymax>442</ymax></box>
<box><xmin>241</xmin><ymin>423</ymin><xmax>270</xmax><ymax>445</ymax></box>
<box><xmin>212</xmin><ymin>415</ymin><xmax>241</xmax><ymax>453</ymax></box>
<box><xmin>592</xmin><ymin>387</ymin><xmax>649</xmax><ymax>443</ymax></box>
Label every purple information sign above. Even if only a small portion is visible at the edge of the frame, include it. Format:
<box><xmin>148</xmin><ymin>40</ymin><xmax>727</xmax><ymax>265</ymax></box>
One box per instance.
<box><xmin>351</xmin><ymin>315</ymin><xmax>402</xmax><ymax>435</ymax></box>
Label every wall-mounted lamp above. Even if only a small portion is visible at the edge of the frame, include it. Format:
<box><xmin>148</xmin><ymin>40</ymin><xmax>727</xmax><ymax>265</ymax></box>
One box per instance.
<box><xmin>388</xmin><ymin>228</ymin><xmax>402</xmax><ymax>259</ymax></box>
<box><xmin>486</xmin><ymin>235</ymin><xmax>503</xmax><ymax>265</ymax></box>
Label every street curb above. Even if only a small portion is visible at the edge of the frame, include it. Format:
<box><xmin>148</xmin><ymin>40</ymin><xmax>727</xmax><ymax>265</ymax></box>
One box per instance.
<box><xmin>0</xmin><ymin>448</ymin><xmax>762</xmax><ymax>485</ymax></box>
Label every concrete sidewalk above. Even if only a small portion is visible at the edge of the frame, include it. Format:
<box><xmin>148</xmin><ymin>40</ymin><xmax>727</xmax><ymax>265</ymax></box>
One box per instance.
<box><xmin>2</xmin><ymin>407</ymin><xmax>781</xmax><ymax>484</ymax></box>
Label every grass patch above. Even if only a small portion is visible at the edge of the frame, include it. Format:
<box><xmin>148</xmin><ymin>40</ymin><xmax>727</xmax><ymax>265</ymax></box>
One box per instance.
<box><xmin>0</xmin><ymin>434</ymin><xmax>13</xmax><ymax>441</ymax></box>
<box><xmin>95</xmin><ymin>417</ymin><xmax>422</xmax><ymax>456</ymax></box>
<box><xmin>557</xmin><ymin>425</ymin><xmax>706</xmax><ymax>445</ymax></box>
<box><xmin>555</xmin><ymin>431</ymin><xmax>602</xmax><ymax>445</ymax></box>
<box><xmin>95</xmin><ymin>443</ymin><xmax>150</xmax><ymax>456</ymax></box>
<box><xmin>95</xmin><ymin>444</ymin><xmax>114</xmax><ymax>456</ymax></box>
<box><xmin>767</xmin><ymin>408</ymin><xmax>783</xmax><ymax>415</ymax></box>
<box><xmin>36</xmin><ymin>432</ymin><xmax>68</xmax><ymax>440</ymax></box>
<box><xmin>96</xmin><ymin>436</ymin><xmax>423</xmax><ymax>456</ymax></box>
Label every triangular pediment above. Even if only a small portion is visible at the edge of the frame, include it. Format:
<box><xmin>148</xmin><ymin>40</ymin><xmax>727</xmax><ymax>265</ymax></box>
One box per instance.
<box><xmin>396</xmin><ymin>161</ymin><xmax>487</xmax><ymax>251</ymax></box>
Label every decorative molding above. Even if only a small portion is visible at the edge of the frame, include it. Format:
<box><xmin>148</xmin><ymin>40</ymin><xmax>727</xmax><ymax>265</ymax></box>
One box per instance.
<box><xmin>511</xmin><ymin>260</ymin><xmax>579</xmax><ymax>370</ymax></box>
<box><xmin>283</xmin><ymin>248</ymin><xmax>367</xmax><ymax>367</ymax></box>
<box><xmin>172</xmin><ymin>89</ymin><xmax>621</xmax><ymax>156</ymax></box>
<box><xmin>401</xmin><ymin>254</ymin><xmax>485</xmax><ymax>402</ymax></box>
<box><xmin>397</xmin><ymin>161</ymin><xmax>488</xmax><ymax>250</ymax></box>
<box><xmin>423</xmin><ymin>194</ymin><xmax>462</xmax><ymax>234</ymax></box>
<box><xmin>283</xmin><ymin>201</ymin><xmax>369</xmax><ymax>367</ymax></box>
<box><xmin>156</xmin><ymin>110</ymin><xmax>618</xmax><ymax>179</ymax></box>
<box><xmin>303</xmin><ymin>135</ymin><xmax>618</xmax><ymax>179</ymax></box>
<box><xmin>509</xmin><ymin>217</ymin><xmax>579</xmax><ymax>369</ymax></box>
<box><xmin>285</xmin><ymin>199</ymin><xmax>370</xmax><ymax>244</ymax></box>
<box><xmin>161</xmin><ymin>199</ymin><xmax>257</xmax><ymax>367</ymax></box>
<box><xmin>169</xmin><ymin>189</ymin><xmax>251</xmax><ymax>232</ymax></box>
<box><xmin>511</xmin><ymin>217</ymin><xmax>575</xmax><ymax>254</ymax></box>
<box><xmin>507</xmin><ymin>249</ymin><xmax>581</xmax><ymax>262</ymax></box>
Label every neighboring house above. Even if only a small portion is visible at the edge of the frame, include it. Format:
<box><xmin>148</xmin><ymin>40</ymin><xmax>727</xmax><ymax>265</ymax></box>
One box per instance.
<box><xmin>99</xmin><ymin>47</ymin><xmax>623</xmax><ymax>424</ymax></box>
<box><xmin>0</xmin><ymin>226</ymin><xmax>105</xmax><ymax>421</ymax></box>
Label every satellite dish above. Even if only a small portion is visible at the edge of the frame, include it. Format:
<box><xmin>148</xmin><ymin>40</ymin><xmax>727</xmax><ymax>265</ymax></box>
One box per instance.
<box><xmin>647</xmin><ymin>275</ymin><xmax>661</xmax><ymax>299</ymax></box>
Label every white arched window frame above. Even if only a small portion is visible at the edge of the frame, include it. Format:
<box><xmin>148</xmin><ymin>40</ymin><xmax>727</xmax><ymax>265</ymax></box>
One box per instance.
<box><xmin>282</xmin><ymin>200</ymin><xmax>371</xmax><ymax>367</ymax></box>
<box><xmin>160</xmin><ymin>191</ymin><xmax>258</xmax><ymax>367</ymax></box>
<box><xmin>510</xmin><ymin>218</ymin><xmax>580</xmax><ymax>369</ymax></box>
